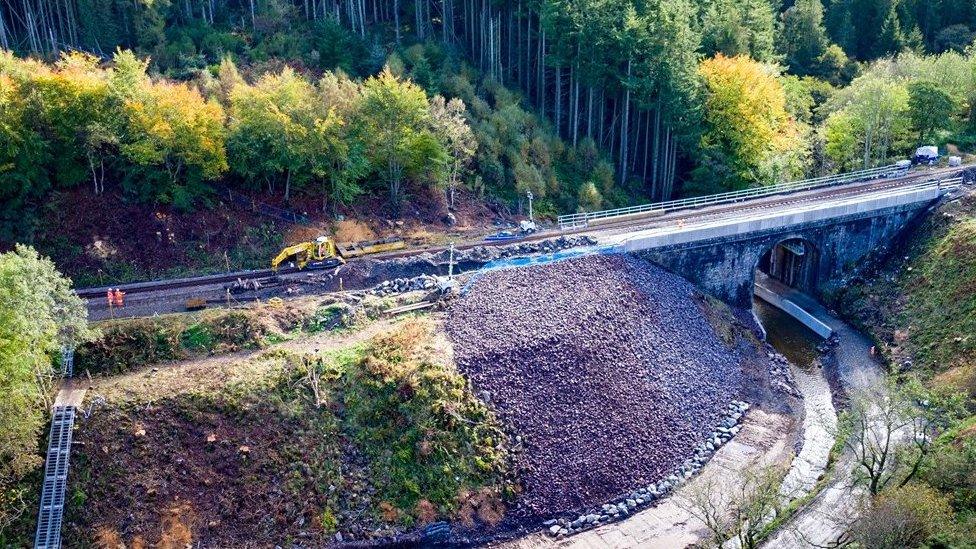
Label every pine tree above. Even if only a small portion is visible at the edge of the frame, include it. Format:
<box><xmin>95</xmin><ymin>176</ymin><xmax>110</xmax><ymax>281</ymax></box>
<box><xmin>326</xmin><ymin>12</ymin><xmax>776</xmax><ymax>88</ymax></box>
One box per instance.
<box><xmin>876</xmin><ymin>4</ymin><xmax>906</xmax><ymax>56</ymax></box>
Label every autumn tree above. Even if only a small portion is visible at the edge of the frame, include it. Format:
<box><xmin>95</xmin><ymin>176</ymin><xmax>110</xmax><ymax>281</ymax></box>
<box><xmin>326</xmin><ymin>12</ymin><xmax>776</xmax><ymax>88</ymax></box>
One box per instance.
<box><xmin>429</xmin><ymin>95</ymin><xmax>476</xmax><ymax>209</ymax></box>
<box><xmin>0</xmin><ymin>72</ymin><xmax>48</xmax><ymax>242</ymax></box>
<box><xmin>227</xmin><ymin>67</ymin><xmax>322</xmax><ymax>201</ymax></box>
<box><xmin>690</xmin><ymin>54</ymin><xmax>804</xmax><ymax>194</ymax></box>
<box><xmin>357</xmin><ymin>68</ymin><xmax>445</xmax><ymax>214</ymax></box>
<box><xmin>851</xmin><ymin>483</ymin><xmax>955</xmax><ymax>549</ymax></box>
<box><xmin>316</xmin><ymin>108</ymin><xmax>367</xmax><ymax>215</ymax></box>
<box><xmin>120</xmin><ymin>79</ymin><xmax>228</xmax><ymax>208</ymax></box>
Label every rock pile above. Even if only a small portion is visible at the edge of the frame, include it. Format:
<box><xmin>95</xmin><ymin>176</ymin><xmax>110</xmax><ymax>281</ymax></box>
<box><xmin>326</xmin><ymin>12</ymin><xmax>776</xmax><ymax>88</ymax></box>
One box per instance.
<box><xmin>330</xmin><ymin>235</ymin><xmax>598</xmax><ymax>290</ymax></box>
<box><xmin>544</xmin><ymin>400</ymin><xmax>751</xmax><ymax>537</ymax></box>
<box><xmin>369</xmin><ymin>274</ymin><xmax>441</xmax><ymax>296</ymax></box>
<box><xmin>447</xmin><ymin>253</ymin><xmax>746</xmax><ymax>518</ymax></box>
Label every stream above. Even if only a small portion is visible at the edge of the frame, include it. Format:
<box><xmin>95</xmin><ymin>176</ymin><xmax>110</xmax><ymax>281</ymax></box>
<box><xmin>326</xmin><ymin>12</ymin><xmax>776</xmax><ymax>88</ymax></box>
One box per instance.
<box><xmin>753</xmin><ymin>296</ymin><xmax>838</xmax><ymax>501</ymax></box>
<box><xmin>753</xmin><ymin>297</ymin><xmax>824</xmax><ymax>369</ymax></box>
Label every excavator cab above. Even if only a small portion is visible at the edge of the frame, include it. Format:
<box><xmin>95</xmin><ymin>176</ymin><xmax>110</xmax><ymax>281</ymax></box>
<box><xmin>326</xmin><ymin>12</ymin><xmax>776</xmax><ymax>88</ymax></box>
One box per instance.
<box><xmin>271</xmin><ymin>236</ymin><xmax>345</xmax><ymax>272</ymax></box>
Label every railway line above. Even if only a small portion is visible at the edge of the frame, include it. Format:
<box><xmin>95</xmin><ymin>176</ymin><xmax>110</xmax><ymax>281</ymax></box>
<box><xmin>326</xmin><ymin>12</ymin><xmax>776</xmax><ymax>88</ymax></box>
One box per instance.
<box><xmin>77</xmin><ymin>165</ymin><xmax>970</xmax><ymax>308</ymax></box>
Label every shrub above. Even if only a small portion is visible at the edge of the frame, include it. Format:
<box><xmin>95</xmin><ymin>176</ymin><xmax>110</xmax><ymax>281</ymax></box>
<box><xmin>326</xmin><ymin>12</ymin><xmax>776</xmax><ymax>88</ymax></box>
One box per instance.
<box><xmin>76</xmin><ymin>309</ymin><xmax>265</xmax><ymax>376</ymax></box>
<box><xmin>851</xmin><ymin>483</ymin><xmax>954</xmax><ymax>549</ymax></box>
<box><xmin>342</xmin><ymin>319</ymin><xmax>509</xmax><ymax>521</ymax></box>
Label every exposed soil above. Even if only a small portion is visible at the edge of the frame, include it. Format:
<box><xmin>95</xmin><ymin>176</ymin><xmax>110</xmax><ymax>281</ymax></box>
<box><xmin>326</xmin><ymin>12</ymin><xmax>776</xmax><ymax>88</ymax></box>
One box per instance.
<box><xmin>15</xmin><ymin>185</ymin><xmax>507</xmax><ymax>287</ymax></box>
<box><xmin>65</xmin><ymin>396</ymin><xmax>344</xmax><ymax>547</ymax></box>
<box><xmin>446</xmin><ymin>254</ymin><xmax>768</xmax><ymax>520</ymax></box>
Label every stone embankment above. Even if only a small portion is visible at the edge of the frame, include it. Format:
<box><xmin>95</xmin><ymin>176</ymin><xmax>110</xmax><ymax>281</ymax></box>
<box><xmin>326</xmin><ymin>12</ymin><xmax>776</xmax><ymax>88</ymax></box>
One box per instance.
<box><xmin>543</xmin><ymin>400</ymin><xmax>751</xmax><ymax>538</ymax></box>
<box><xmin>446</xmin><ymin>254</ymin><xmax>751</xmax><ymax>522</ymax></box>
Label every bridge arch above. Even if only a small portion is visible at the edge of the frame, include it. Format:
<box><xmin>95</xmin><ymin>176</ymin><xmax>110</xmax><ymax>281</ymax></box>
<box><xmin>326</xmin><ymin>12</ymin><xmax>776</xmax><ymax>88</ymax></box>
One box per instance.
<box><xmin>754</xmin><ymin>236</ymin><xmax>821</xmax><ymax>295</ymax></box>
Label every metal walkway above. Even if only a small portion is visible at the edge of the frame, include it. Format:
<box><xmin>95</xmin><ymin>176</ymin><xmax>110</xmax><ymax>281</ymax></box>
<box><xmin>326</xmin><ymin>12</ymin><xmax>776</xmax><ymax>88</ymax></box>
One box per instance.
<box><xmin>60</xmin><ymin>345</ymin><xmax>74</xmax><ymax>378</ymax></box>
<box><xmin>33</xmin><ymin>405</ymin><xmax>76</xmax><ymax>549</ymax></box>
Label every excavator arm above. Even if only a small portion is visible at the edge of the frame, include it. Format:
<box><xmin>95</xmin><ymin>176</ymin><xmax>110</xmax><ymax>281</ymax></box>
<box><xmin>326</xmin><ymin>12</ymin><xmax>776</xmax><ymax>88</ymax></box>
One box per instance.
<box><xmin>271</xmin><ymin>243</ymin><xmax>313</xmax><ymax>272</ymax></box>
<box><xmin>271</xmin><ymin>238</ymin><xmax>345</xmax><ymax>271</ymax></box>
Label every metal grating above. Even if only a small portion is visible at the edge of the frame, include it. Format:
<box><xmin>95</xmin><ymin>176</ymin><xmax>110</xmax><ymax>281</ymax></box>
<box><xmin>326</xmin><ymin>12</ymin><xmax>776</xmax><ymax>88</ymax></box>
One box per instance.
<box><xmin>61</xmin><ymin>346</ymin><xmax>74</xmax><ymax>378</ymax></box>
<box><xmin>34</xmin><ymin>406</ymin><xmax>76</xmax><ymax>549</ymax></box>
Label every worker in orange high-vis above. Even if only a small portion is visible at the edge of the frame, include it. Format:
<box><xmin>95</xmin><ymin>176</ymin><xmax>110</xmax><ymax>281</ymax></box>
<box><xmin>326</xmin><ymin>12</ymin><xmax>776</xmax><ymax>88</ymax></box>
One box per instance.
<box><xmin>114</xmin><ymin>289</ymin><xmax>126</xmax><ymax>308</ymax></box>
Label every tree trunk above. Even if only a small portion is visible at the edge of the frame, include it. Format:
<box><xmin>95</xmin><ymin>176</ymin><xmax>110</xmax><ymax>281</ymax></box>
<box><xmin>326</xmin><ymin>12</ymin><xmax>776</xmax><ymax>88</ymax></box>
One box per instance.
<box><xmin>586</xmin><ymin>86</ymin><xmax>593</xmax><ymax>139</ymax></box>
<box><xmin>285</xmin><ymin>169</ymin><xmax>292</xmax><ymax>202</ymax></box>
<box><xmin>619</xmin><ymin>57</ymin><xmax>631</xmax><ymax>183</ymax></box>
<box><xmin>652</xmin><ymin>105</ymin><xmax>661</xmax><ymax>196</ymax></box>
<box><xmin>572</xmin><ymin>62</ymin><xmax>580</xmax><ymax>146</ymax></box>
<box><xmin>394</xmin><ymin>0</ymin><xmax>401</xmax><ymax>44</ymax></box>
<box><xmin>555</xmin><ymin>65</ymin><xmax>562</xmax><ymax>134</ymax></box>
<box><xmin>642</xmin><ymin>108</ymin><xmax>651</xmax><ymax>191</ymax></box>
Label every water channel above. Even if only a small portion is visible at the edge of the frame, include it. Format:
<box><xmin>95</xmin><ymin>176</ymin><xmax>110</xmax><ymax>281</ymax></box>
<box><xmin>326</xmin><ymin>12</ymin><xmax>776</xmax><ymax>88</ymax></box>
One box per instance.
<box><xmin>753</xmin><ymin>293</ymin><xmax>839</xmax><ymax>503</ymax></box>
<box><xmin>753</xmin><ymin>296</ymin><xmax>824</xmax><ymax>368</ymax></box>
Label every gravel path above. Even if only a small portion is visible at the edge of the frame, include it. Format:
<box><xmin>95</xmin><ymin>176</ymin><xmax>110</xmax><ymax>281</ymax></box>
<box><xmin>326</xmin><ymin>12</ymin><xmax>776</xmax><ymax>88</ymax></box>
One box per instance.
<box><xmin>447</xmin><ymin>253</ymin><xmax>746</xmax><ymax>518</ymax></box>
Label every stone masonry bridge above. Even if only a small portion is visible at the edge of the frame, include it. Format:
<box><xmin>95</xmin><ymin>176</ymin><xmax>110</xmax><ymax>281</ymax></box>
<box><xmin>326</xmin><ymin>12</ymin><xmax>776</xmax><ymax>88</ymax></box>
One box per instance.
<box><xmin>604</xmin><ymin>177</ymin><xmax>965</xmax><ymax>307</ymax></box>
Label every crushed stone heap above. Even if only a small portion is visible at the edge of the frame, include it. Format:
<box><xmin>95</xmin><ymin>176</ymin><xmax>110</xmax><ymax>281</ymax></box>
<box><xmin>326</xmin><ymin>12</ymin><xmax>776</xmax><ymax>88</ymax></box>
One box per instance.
<box><xmin>447</xmin><ymin>253</ymin><xmax>745</xmax><ymax>517</ymax></box>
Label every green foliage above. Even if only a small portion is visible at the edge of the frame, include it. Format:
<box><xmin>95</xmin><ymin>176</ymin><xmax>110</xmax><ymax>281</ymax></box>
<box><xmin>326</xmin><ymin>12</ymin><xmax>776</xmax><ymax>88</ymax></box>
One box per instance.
<box><xmin>120</xmin><ymin>79</ymin><xmax>228</xmax><ymax>208</ymax></box>
<box><xmin>780</xmin><ymin>0</ymin><xmax>829</xmax><ymax>75</ymax></box>
<box><xmin>227</xmin><ymin>67</ymin><xmax>327</xmax><ymax>200</ymax></box>
<box><xmin>907</xmin><ymin>80</ymin><xmax>957</xmax><ymax>143</ymax></box>
<box><xmin>901</xmin><ymin>218</ymin><xmax>976</xmax><ymax>369</ymax></box>
<box><xmin>822</xmin><ymin>73</ymin><xmax>912</xmax><ymax>170</ymax></box>
<box><xmin>699</xmin><ymin>0</ymin><xmax>778</xmax><ymax>62</ymax></box>
<box><xmin>924</xmin><ymin>420</ymin><xmax>976</xmax><ymax>513</ymax></box>
<box><xmin>341</xmin><ymin>319</ymin><xmax>508</xmax><ymax>519</ymax></box>
<box><xmin>852</xmin><ymin>483</ymin><xmax>956</xmax><ymax>548</ymax></box>
<box><xmin>397</xmin><ymin>44</ymin><xmax>632</xmax><ymax>214</ymax></box>
<box><xmin>576</xmin><ymin>182</ymin><xmax>603</xmax><ymax>212</ymax></box>
<box><xmin>0</xmin><ymin>245</ymin><xmax>90</xmax><ymax>536</ymax></box>
<box><xmin>358</xmin><ymin>67</ymin><xmax>446</xmax><ymax>213</ymax></box>
<box><xmin>76</xmin><ymin>309</ymin><xmax>266</xmax><ymax>376</ymax></box>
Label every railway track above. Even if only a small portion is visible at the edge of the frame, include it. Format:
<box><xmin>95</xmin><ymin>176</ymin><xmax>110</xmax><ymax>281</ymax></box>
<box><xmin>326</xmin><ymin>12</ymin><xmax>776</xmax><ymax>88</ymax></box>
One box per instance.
<box><xmin>76</xmin><ymin>166</ymin><xmax>969</xmax><ymax>301</ymax></box>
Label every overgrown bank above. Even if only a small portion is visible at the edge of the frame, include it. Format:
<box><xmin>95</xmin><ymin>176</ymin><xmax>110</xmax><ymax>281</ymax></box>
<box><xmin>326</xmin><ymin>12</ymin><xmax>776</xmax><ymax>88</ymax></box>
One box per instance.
<box><xmin>75</xmin><ymin>299</ymin><xmax>357</xmax><ymax>376</ymax></box>
<box><xmin>64</xmin><ymin>317</ymin><xmax>513</xmax><ymax>546</ymax></box>
<box><xmin>830</xmin><ymin>189</ymin><xmax>976</xmax><ymax>544</ymax></box>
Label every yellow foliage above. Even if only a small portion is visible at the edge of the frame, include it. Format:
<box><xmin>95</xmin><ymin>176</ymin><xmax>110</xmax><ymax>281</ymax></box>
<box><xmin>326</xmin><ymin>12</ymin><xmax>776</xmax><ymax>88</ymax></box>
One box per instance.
<box><xmin>698</xmin><ymin>54</ymin><xmax>803</xmax><ymax>188</ymax></box>
<box><xmin>122</xmin><ymin>81</ymin><xmax>228</xmax><ymax>180</ymax></box>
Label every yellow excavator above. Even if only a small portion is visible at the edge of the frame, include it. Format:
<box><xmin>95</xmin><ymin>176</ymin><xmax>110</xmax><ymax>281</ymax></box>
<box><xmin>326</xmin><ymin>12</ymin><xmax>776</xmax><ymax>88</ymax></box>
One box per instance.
<box><xmin>271</xmin><ymin>236</ymin><xmax>406</xmax><ymax>272</ymax></box>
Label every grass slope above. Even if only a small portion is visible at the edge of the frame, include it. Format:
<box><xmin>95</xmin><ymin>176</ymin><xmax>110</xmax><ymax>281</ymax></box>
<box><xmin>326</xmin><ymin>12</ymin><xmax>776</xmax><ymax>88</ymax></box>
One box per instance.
<box><xmin>832</xmin><ymin>190</ymin><xmax>976</xmax><ymax>542</ymax></box>
<box><xmin>833</xmin><ymin>191</ymin><xmax>976</xmax><ymax>378</ymax></box>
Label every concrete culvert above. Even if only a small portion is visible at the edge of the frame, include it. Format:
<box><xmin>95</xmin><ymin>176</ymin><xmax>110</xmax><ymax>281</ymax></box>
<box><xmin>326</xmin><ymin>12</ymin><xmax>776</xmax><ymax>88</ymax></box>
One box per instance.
<box><xmin>446</xmin><ymin>253</ymin><xmax>746</xmax><ymax>518</ymax></box>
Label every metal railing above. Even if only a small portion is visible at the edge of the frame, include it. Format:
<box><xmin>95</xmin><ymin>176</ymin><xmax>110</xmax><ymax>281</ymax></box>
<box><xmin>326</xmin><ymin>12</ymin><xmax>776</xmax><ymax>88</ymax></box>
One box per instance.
<box><xmin>558</xmin><ymin>164</ymin><xmax>908</xmax><ymax>229</ymax></box>
<box><xmin>34</xmin><ymin>406</ymin><xmax>76</xmax><ymax>549</ymax></box>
